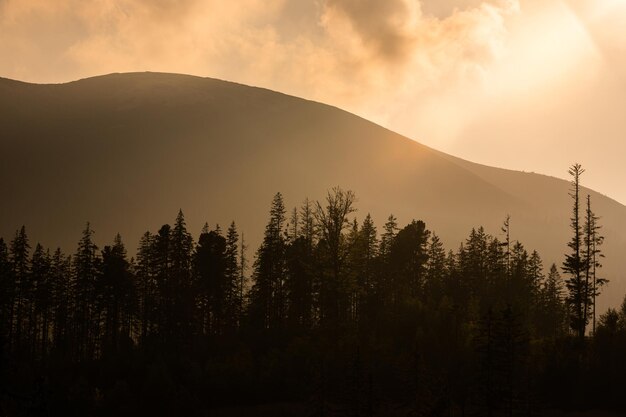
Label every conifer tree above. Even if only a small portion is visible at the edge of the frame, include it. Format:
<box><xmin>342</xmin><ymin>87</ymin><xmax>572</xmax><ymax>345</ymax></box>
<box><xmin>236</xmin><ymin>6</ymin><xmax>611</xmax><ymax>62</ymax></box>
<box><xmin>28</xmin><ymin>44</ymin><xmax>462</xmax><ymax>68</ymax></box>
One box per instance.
<box><xmin>136</xmin><ymin>231</ymin><xmax>156</xmax><ymax>345</ymax></box>
<box><xmin>99</xmin><ymin>234</ymin><xmax>135</xmax><ymax>354</ymax></box>
<box><xmin>153</xmin><ymin>224</ymin><xmax>172</xmax><ymax>344</ymax></box>
<box><xmin>509</xmin><ymin>242</ymin><xmax>530</xmax><ymax>312</ymax></box>
<box><xmin>358</xmin><ymin>214</ymin><xmax>378</xmax><ymax>320</ymax></box>
<box><xmin>486</xmin><ymin>237</ymin><xmax>507</xmax><ymax>305</ymax></box>
<box><xmin>376</xmin><ymin>214</ymin><xmax>398</xmax><ymax>308</ymax></box>
<box><xmin>284</xmin><ymin>200</ymin><xmax>317</xmax><ymax>330</ymax></box>
<box><xmin>171</xmin><ymin>211</ymin><xmax>193</xmax><ymax>283</ymax></box>
<box><xmin>584</xmin><ymin>195</ymin><xmax>606</xmax><ymax>334</ymax></box>
<box><xmin>501</xmin><ymin>215</ymin><xmax>511</xmax><ymax>273</ymax></box>
<box><xmin>285</xmin><ymin>233</ymin><xmax>315</xmax><ymax>329</ymax></box>
<box><xmin>50</xmin><ymin>248</ymin><xmax>71</xmax><ymax>354</ymax></box>
<box><xmin>194</xmin><ymin>227</ymin><xmax>227</xmax><ymax>335</ymax></box>
<box><xmin>460</xmin><ymin>227</ymin><xmax>489</xmax><ymax>305</ymax></box>
<box><xmin>562</xmin><ymin>164</ymin><xmax>589</xmax><ymax>339</ymax></box>
<box><xmin>300</xmin><ymin>198</ymin><xmax>316</xmax><ymax>250</ymax></box>
<box><xmin>225</xmin><ymin>222</ymin><xmax>240</xmax><ymax>329</ymax></box>
<box><xmin>250</xmin><ymin>192</ymin><xmax>287</xmax><ymax>329</ymax></box>
<box><xmin>73</xmin><ymin>223</ymin><xmax>100</xmax><ymax>360</ymax></box>
<box><xmin>425</xmin><ymin>233</ymin><xmax>446</xmax><ymax>302</ymax></box>
<box><xmin>30</xmin><ymin>244</ymin><xmax>51</xmax><ymax>358</ymax></box>
<box><xmin>238</xmin><ymin>232</ymin><xmax>248</xmax><ymax>323</ymax></box>
<box><xmin>170</xmin><ymin>210</ymin><xmax>194</xmax><ymax>344</ymax></box>
<box><xmin>540</xmin><ymin>264</ymin><xmax>566</xmax><ymax>337</ymax></box>
<box><xmin>9</xmin><ymin>226</ymin><xmax>30</xmax><ymax>353</ymax></box>
<box><xmin>525</xmin><ymin>250</ymin><xmax>544</xmax><ymax>330</ymax></box>
<box><xmin>288</xmin><ymin>207</ymin><xmax>299</xmax><ymax>242</ymax></box>
<box><xmin>388</xmin><ymin>220</ymin><xmax>429</xmax><ymax>303</ymax></box>
<box><xmin>379</xmin><ymin>215</ymin><xmax>398</xmax><ymax>260</ymax></box>
<box><xmin>345</xmin><ymin>218</ymin><xmax>361</xmax><ymax>322</ymax></box>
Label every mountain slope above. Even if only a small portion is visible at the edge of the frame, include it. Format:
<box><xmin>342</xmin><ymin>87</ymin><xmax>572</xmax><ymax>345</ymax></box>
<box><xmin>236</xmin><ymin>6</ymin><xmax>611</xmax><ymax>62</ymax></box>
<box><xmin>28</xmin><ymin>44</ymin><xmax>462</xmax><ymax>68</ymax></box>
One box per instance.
<box><xmin>1</xmin><ymin>72</ymin><xmax>625</xmax><ymax>310</ymax></box>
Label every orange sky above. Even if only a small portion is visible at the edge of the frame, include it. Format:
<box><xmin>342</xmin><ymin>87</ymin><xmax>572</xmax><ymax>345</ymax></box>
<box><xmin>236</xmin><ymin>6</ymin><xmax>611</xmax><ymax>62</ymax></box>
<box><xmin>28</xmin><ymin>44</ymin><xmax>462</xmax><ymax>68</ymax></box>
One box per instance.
<box><xmin>1</xmin><ymin>0</ymin><xmax>625</xmax><ymax>204</ymax></box>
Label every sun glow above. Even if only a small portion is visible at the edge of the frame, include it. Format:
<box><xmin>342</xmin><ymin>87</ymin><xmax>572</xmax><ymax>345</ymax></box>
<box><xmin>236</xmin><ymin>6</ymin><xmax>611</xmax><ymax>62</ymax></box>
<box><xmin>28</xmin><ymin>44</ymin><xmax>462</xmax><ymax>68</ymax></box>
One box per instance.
<box><xmin>574</xmin><ymin>0</ymin><xmax>626</xmax><ymax>19</ymax></box>
<box><xmin>494</xmin><ymin>2</ymin><xmax>600</xmax><ymax>94</ymax></box>
<box><xmin>598</xmin><ymin>0</ymin><xmax>626</xmax><ymax>12</ymax></box>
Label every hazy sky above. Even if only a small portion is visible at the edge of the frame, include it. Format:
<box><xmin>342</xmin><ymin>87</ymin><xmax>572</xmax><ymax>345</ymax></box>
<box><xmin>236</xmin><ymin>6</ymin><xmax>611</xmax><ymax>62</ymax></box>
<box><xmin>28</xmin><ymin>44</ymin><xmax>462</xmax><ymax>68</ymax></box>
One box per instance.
<box><xmin>1</xmin><ymin>0</ymin><xmax>625</xmax><ymax>203</ymax></box>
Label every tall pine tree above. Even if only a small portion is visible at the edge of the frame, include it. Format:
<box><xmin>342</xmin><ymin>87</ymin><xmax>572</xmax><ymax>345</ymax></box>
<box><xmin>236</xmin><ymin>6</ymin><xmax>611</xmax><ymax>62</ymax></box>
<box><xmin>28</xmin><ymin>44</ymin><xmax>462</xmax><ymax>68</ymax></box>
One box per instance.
<box><xmin>563</xmin><ymin>164</ymin><xmax>589</xmax><ymax>339</ymax></box>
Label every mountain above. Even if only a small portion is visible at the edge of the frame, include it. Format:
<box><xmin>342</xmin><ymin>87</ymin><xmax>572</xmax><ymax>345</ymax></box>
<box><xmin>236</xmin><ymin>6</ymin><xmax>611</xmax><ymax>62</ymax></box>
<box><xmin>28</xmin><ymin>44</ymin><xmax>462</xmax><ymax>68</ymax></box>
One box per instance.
<box><xmin>1</xmin><ymin>72</ymin><xmax>625</xmax><ymax>310</ymax></box>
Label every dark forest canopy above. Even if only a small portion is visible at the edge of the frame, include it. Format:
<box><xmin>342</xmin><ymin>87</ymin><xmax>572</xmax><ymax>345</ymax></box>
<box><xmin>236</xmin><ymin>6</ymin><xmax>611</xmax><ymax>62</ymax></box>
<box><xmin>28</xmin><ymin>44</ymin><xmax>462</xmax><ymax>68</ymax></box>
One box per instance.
<box><xmin>0</xmin><ymin>187</ymin><xmax>624</xmax><ymax>416</ymax></box>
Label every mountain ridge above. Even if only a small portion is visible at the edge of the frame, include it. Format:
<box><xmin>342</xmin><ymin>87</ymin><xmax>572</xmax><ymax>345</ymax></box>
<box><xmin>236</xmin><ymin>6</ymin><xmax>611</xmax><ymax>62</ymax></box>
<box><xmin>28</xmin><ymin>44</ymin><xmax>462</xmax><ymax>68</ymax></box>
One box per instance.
<box><xmin>1</xmin><ymin>71</ymin><xmax>625</xmax><ymax>310</ymax></box>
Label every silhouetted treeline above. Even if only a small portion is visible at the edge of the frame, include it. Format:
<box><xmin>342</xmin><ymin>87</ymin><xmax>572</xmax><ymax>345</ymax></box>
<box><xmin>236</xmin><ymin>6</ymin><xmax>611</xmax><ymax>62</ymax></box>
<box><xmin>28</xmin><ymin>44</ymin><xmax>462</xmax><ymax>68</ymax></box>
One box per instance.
<box><xmin>0</xmin><ymin>187</ymin><xmax>623</xmax><ymax>416</ymax></box>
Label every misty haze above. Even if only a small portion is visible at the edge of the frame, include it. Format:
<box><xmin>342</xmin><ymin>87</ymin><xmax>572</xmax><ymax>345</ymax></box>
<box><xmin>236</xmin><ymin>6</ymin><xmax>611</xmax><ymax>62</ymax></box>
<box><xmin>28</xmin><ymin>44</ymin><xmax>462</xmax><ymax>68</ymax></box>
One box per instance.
<box><xmin>2</xmin><ymin>0</ymin><xmax>626</xmax><ymax>416</ymax></box>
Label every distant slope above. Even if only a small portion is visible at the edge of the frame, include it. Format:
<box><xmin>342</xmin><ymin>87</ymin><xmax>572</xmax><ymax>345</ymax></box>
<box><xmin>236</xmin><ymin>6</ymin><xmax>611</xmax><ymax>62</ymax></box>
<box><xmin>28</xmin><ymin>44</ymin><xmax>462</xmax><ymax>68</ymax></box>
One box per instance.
<box><xmin>1</xmin><ymin>72</ymin><xmax>625</xmax><ymax>310</ymax></box>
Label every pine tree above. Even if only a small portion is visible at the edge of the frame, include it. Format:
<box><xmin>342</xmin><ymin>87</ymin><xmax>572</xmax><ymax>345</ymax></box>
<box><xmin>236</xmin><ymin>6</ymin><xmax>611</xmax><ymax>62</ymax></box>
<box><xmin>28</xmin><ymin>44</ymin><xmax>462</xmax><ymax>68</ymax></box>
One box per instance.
<box><xmin>526</xmin><ymin>250</ymin><xmax>544</xmax><ymax>332</ymax></box>
<box><xmin>50</xmin><ymin>248</ymin><xmax>71</xmax><ymax>355</ymax></box>
<box><xmin>345</xmin><ymin>218</ymin><xmax>361</xmax><ymax>322</ymax></box>
<box><xmin>99</xmin><ymin>234</ymin><xmax>135</xmax><ymax>355</ymax></box>
<box><xmin>379</xmin><ymin>215</ymin><xmax>398</xmax><ymax>261</ymax></box>
<box><xmin>30</xmin><ymin>244</ymin><xmax>51</xmax><ymax>358</ymax></box>
<box><xmin>540</xmin><ymin>264</ymin><xmax>566</xmax><ymax>337</ymax></box>
<box><xmin>284</xmin><ymin>200</ymin><xmax>317</xmax><ymax>330</ymax></box>
<box><xmin>358</xmin><ymin>214</ymin><xmax>378</xmax><ymax>322</ymax></box>
<box><xmin>285</xmin><ymin>234</ymin><xmax>315</xmax><ymax>330</ymax></box>
<box><xmin>486</xmin><ymin>237</ymin><xmax>507</xmax><ymax>307</ymax></box>
<box><xmin>194</xmin><ymin>227</ymin><xmax>227</xmax><ymax>336</ymax></box>
<box><xmin>376</xmin><ymin>214</ymin><xmax>398</xmax><ymax>309</ymax></box>
<box><xmin>459</xmin><ymin>227</ymin><xmax>489</xmax><ymax>305</ymax></box>
<box><xmin>10</xmin><ymin>226</ymin><xmax>31</xmax><ymax>354</ymax></box>
<box><xmin>425</xmin><ymin>233</ymin><xmax>446</xmax><ymax>302</ymax></box>
<box><xmin>136</xmin><ymin>231</ymin><xmax>156</xmax><ymax>346</ymax></box>
<box><xmin>501</xmin><ymin>215</ymin><xmax>511</xmax><ymax>274</ymax></box>
<box><xmin>239</xmin><ymin>232</ymin><xmax>248</xmax><ymax>324</ymax></box>
<box><xmin>170</xmin><ymin>210</ymin><xmax>194</xmax><ymax>344</ymax></box>
<box><xmin>509</xmin><ymin>242</ymin><xmax>530</xmax><ymax>314</ymax></box>
<box><xmin>562</xmin><ymin>164</ymin><xmax>589</xmax><ymax>339</ymax></box>
<box><xmin>250</xmin><ymin>192</ymin><xmax>288</xmax><ymax>329</ymax></box>
<box><xmin>584</xmin><ymin>195</ymin><xmax>606</xmax><ymax>334</ymax></box>
<box><xmin>153</xmin><ymin>224</ymin><xmax>172</xmax><ymax>345</ymax></box>
<box><xmin>225</xmin><ymin>222</ymin><xmax>240</xmax><ymax>329</ymax></box>
<box><xmin>73</xmin><ymin>223</ymin><xmax>100</xmax><ymax>360</ymax></box>
<box><xmin>288</xmin><ymin>207</ymin><xmax>299</xmax><ymax>242</ymax></box>
<box><xmin>300</xmin><ymin>198</ymin><xmax>316</xmax><ymax>251</ymax></box>
<box><xmin>388</xmin><ymin>220</ymin><xmax>430</xmax><ymax>304</ymax></box>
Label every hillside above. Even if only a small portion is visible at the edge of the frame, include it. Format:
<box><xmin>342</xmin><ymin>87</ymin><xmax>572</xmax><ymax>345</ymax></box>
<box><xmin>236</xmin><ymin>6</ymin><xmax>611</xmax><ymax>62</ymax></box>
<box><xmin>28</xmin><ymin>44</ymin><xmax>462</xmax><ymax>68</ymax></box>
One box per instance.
<box><xmin>1</xmin><ymin>72</ymin><xmax>625</xmax><ymax>310</ymax></box>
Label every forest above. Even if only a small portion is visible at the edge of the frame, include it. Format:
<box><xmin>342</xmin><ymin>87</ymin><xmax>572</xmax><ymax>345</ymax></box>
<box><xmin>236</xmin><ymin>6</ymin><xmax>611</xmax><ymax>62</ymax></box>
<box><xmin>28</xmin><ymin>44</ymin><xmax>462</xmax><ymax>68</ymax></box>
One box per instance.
<box><xmin>1</xmin><ymin>165</ymin><xmax>625</xmax><ymax>416</ymax></box>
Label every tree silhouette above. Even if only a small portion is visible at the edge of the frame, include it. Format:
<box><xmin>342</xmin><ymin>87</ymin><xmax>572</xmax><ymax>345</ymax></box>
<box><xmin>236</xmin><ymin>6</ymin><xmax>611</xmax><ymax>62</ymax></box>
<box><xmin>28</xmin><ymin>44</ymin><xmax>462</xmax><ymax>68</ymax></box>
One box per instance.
<box><xmin>194</xmin><ymin>226</ymin><xmax>227</xmax><ymax>336</ymax></box>
<box><xmin>10</xmin><ymin>226</ymin><xmax>30</xmax><ymax>355</ymax></box>
<box><xmin>99</xmin><ymin>234</ymin><xmax>136</xmax><ymax>355</ymax></box>
<box><xmin>0</xmin><ymin>180</ymin><xmax>622</xmax><ymax>416</ymax></box>
<box><xmin>73</xmin><ymin>223</ymin><xmax>100</xmax><ymax>360</ymax></box>
<box><xmin>249</xmin><ymin>192</ymin><xmax>287</xmax><ymax>330</ymax></box>
<box><xmin>388</xmin><ymin>220</ymin><xmax>429</xmax><ymax>308</ymax></box>
<box><xmin>562</xmin><ymin>164</ymin><xmax>589</xmax><ymax>339</ymax></box>
<box><xmin>314</xmin><ymin>187</ymin><xmax>356</xmax><ymax>325</ymax></box>
<box><xmin>584</xmin><ymin>195</ymin><xmax>607</xmax><ymax>334</ymax></box>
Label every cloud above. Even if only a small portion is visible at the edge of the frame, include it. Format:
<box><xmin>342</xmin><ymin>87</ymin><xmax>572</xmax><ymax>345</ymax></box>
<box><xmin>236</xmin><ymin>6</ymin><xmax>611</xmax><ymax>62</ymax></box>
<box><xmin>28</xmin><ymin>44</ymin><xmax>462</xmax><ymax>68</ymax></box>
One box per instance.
<box><xmin>420</xmin><ymin>0</ymin><xmax>490</xmax><ymax>18</ymax></box>
<box><xmin>0</xmin><ymin>0</ymin><xmax>520</xmax><ymax>100</ymax></box>
<box><xmin>322</xmin><ymin>0</ymin><xmax>422</xmax><ymax>62</ymax></box>
<box><xmin>2</xmin><ymin>0</ymin><xmax>625</xmax><ymax>202</ymax></box>
<box><xmin>311</xmin><ymin>0</ymin><xmax>520</xmax><ymax>127</ymax></box>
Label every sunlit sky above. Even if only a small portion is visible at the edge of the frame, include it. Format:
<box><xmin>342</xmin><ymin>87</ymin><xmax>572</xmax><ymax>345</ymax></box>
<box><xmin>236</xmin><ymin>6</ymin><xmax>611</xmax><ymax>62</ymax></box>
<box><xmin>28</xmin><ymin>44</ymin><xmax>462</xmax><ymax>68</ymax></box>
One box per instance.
<box><xmin>1</xmin><ymin>0</ymin><xmax>625</xmax><ymax>203</ymax></box>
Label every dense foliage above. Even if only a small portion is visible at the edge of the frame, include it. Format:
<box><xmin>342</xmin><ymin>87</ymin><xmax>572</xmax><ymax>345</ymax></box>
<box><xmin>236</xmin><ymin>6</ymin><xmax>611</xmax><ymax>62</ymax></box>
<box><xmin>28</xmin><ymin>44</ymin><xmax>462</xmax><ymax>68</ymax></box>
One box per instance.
<box><xmin>0</xmin><ymin>187</ymin><xmax>623</xmax><ymax>416</ymax></box>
